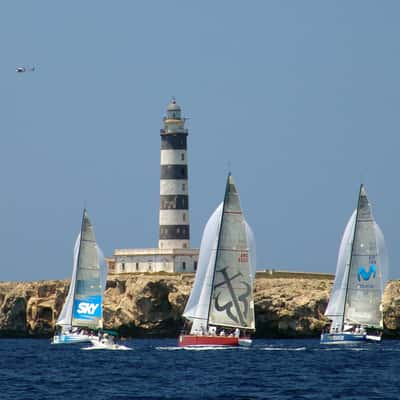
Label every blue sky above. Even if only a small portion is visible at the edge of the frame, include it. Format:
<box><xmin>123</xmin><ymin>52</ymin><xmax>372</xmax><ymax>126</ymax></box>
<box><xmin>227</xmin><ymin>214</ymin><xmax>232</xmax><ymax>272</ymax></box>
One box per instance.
<box><xmin>1</xmin><ymin>1</ymin><xmax>399</xmax><ymax>281</ymax></box>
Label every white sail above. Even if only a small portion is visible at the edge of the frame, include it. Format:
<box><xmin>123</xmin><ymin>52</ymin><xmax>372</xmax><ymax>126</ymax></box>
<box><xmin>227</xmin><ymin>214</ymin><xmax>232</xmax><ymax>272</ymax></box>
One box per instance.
<box><xmin>324</xmin><ymin>209</ymin><xmax>356</xmax><ymax>331</ymax></box>
<box><xmin>56</xmin><ymin>233</ymin><xmax>81</xmax><ymax>326</ymax></box>
<box><xmin>208</xmin><ymin>175</ymin><xmax>255</xmax><ymax>330</ymax></box>
<box><xmin>183</xmin><ymin>203</ymin><xmax>223</xmax><ymax>334</ymax></box>
<box><xmin>57</xmin><ymin>210</ymin><xmax>106</xmax><ymax>330</ymax></box>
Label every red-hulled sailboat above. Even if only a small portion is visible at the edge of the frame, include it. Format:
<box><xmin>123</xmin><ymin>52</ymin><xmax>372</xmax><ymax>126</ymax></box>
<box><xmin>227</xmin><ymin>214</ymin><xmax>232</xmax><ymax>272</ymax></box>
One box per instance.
<box><xmin>179</xmin><ymin>173</ymin><xmax>256</xmax><ymax>347</ymax></box>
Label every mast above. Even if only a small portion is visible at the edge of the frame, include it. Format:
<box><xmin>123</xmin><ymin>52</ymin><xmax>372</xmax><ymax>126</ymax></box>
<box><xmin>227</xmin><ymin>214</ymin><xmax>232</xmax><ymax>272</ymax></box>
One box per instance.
<box><xmin>68</xmin><ymin>208</ymin><xmax>86</xmax><ymax>326</ymax></box>
<box><xmin>205</xmin><ymin>173</ymin><xmax>230</xmax><ymax>330</ymax></box>
<box><xmin>341</xmin><ymin>185</ymin><xmax>363</xmax><ymax>331</ymax></box>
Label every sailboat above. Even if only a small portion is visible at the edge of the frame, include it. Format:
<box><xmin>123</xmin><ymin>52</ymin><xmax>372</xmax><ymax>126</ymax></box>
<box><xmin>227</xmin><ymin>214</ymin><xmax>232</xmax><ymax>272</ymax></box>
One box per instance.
<box><xmin>53</xmin><ymin>209</ymin><xmax>107</xmax><ymax>344</ymax></box>
<box><xmin>179</xmin><ymin>174</ymin><xmax>256</xmax><ymax>347</ymax></box>
<box><xmin>321</xmin><ymin>185</ymin><xmax>388</xmax><ymax>344</ymax></box>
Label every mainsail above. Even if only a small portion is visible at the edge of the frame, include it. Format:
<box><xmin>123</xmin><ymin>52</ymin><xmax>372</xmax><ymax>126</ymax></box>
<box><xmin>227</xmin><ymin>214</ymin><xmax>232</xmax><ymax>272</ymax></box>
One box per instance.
<box><xmin>183</xmin><ymin>174</ymin><xmax>255</xmax><ymax>333</ymax></box>
<box><xmin>325</xmin><ymin>185</ymin><xmax>388</xmax><ymax>331</ymax></box>
<box><xmin>56</xmin><ymin>210</ymin><xmax>106</xmax><ymax>330</ymax></box>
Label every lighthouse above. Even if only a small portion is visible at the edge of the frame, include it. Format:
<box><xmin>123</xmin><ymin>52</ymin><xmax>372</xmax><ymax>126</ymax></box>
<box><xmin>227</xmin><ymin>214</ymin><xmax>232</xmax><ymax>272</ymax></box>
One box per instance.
<box><xmin>108</xmin><ymin>99</ymin><xmax>198</xmax><ymax>274</ymax></box>
<box><xmin>159</xmin><ymin>99</ymin><xmax>190</xmax><ymax>249</ymax></box>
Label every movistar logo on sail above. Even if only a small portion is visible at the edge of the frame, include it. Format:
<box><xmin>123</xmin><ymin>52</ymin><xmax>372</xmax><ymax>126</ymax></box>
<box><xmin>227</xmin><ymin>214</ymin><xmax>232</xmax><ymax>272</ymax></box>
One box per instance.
<box><xmin>73</xmin><ymin>295</ymin><xmax>102</xmax><ymax>320</ymax></box>
<box><xmin>357</xmin><ymin>264</ymin><xmax>376</xmax><ymax>282</ymax></box>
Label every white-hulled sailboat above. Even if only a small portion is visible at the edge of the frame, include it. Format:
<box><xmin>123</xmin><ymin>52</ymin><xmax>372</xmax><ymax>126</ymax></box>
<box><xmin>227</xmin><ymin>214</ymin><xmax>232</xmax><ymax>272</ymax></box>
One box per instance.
<box><xmin>321</xmin><ymin>185</ymin><xmax>388</xmax><ymax>344</ymax></box>
<box><xmin>53</xmin><ymin>209</ymin><xmax>107</xmax><ymax>344</ymax></box>
<box><xmin>179</xmin><ymin>174</ymin><xmax>256</xmax><ymax>347</ymax></box>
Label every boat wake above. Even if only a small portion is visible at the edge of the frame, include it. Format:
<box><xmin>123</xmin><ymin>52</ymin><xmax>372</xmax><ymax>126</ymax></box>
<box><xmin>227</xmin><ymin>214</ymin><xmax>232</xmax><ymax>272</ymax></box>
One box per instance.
<box><xmin>262</xmin><ymin>346</ymin><xmax>307</xmax><ymax>351</ymax></box>
<box><xmin>156</xmin><ymin>346</ymin><xmax>234</xmax><ymax>351</ymax></box>
<box><xmin>320</xmin><ymin>347</ymin><xmax>343</xmax><ymax>351</ymax></box>
<box><xmin>82</xmin><ymin>345</ymin><xmax>132</xmax><ymax>351</ymax></box>
<box><xmin>155</xmin><ymin>346</ymin><xmax>183</xmax><ymax>351</ymax></box>
<box><xmin>347</xmin><ymin>347</ymin><xmax>369</xmax><ymax>351</ymax></box>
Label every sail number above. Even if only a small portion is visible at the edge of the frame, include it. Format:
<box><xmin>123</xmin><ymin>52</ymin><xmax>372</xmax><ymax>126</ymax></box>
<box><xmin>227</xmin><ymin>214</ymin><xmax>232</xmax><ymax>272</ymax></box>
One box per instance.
<box><xmin>238</xmin><ymin>252</ymin><xmax>248</xmax><ymax>263</ymax></box>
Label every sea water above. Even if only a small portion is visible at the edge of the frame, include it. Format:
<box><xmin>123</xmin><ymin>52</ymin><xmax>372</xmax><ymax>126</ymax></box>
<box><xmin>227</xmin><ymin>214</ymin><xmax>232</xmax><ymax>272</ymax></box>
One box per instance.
<box><xmin>1</xmin><ymin>338</ymin><xmax>399</xmax><ymax>400</ymax></box>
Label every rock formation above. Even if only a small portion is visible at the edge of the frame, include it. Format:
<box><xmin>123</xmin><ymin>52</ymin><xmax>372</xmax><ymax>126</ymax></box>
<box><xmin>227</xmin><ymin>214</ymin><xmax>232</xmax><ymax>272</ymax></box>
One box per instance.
<box><xmin>0</xmin><ymin>273</ymin><xmax>398</xmax><ymax>338</ymax></box>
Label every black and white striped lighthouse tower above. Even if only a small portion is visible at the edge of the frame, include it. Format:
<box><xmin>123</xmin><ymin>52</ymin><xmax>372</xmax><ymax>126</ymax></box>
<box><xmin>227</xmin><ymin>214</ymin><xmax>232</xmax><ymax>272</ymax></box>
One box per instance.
<box><xmin>159</xmin><ymin>99</ymin><xmax>190</xmax><ymax>249</ymax></box>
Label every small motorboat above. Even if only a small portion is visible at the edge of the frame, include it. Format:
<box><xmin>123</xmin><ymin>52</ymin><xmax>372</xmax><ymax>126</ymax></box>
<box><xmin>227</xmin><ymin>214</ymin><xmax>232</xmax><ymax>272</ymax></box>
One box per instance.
<box><xmin>82</xmin><ymin>333</ymin><xmax>132</xmax><ymax>351</ymax></box>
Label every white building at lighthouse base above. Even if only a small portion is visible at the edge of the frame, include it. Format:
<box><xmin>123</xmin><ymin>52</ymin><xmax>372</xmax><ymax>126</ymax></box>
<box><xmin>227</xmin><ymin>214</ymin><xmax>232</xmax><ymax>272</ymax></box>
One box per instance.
<box><xmin>107</xmin><ymin>247</ymin><xmax>199</xmax><ymax>274</ymax></box>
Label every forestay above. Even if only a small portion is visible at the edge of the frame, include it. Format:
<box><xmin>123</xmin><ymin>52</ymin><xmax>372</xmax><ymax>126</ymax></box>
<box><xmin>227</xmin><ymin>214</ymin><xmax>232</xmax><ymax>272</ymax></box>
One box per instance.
<box><xmin>208</xmin><ymin>175</ymin><xmax>255</xmax><ymax>330</ymax></box>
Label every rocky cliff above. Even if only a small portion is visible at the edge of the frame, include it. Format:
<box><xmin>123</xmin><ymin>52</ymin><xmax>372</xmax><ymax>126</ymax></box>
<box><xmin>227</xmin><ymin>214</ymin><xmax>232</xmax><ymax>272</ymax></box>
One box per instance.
<box><xmin>0</xmin><ymin>273</ymin><xmax>399</xmax><ymax>338</ymax></box>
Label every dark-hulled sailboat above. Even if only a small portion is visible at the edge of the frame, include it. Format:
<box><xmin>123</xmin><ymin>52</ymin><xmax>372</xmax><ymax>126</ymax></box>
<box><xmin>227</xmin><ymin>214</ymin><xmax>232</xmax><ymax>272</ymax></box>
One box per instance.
<box><xmin>321</xmin><ymin>185</ymin><xmax>388</xmax><ymax>344</ymax></box>
<box><xmin>179</xmin><ymin>174</ymin><xmax>256</xmax><ymax>347</ymax></box>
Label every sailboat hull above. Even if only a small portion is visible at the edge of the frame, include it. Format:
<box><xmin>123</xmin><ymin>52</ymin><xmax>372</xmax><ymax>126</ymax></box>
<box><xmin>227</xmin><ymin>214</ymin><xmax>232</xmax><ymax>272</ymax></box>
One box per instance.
<box><xmin>320</xmin><ymin>332</ymin><xmax>376</xmax><ymax>344</ymax></box>
<box><xmin>178</xmin><ymin>335</ymin><xmax>251</xmax><ymax>347</ymax></box>
<box><xmin>52</xmin><ymin>333</ymin><xmax>93</xmax><ymax>345</ymax></box>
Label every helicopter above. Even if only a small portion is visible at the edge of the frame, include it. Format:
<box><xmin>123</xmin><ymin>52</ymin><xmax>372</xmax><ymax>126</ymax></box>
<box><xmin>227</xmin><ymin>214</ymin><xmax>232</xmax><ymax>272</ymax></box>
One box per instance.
<box><xmin>16</xmin><ymin>66</ymin><xmax>35</xmax><ymax>73</ymax></box>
